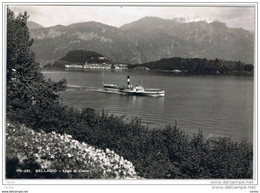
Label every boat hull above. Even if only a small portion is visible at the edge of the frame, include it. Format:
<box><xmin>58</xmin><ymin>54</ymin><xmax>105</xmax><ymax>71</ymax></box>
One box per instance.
<box><xmin>120</xmin><ymin>90</ymin><xmax>165</xmax><ymax>97</ymax></box>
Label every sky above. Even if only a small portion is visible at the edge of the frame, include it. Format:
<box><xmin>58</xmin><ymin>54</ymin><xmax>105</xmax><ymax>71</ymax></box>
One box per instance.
<box><xmin>8</xmin><ymin>4</ymin><xmax>255</xmax><ymax>31</ymax></box>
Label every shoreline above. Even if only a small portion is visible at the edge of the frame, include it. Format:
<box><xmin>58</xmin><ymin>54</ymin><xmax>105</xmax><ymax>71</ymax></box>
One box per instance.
<box><xmin>42</xmin><ymin>68</ymin><xmax>254</xmax><ymax>77</ymax></box>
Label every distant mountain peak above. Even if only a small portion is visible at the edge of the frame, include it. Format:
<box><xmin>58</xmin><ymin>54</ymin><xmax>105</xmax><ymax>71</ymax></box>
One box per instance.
<box><xmin>68</xmin><ymin>21</ymin><xmax>117</xmax><ymax>29</ymax></box>
<box><xmin>27</xmin><ymin>21</ymin><xmax>44</xmax><ymax>29</ymax></box>
<box><xmin>209</xmin><ymin>20</ymin><xmax>228</xmax><ymax>28</ymax></box>
<box><xmin>120</xmin><ymin>16</ymin><xmax>168</xmax><ymax>30</ymax></box>
<box><xmin>172</xmin><ymin>15</ymin><xmax>213</xmax><ymax>23</ymax></box>
<box><xmin>138</xmin><ymin>16</ymin><xmax>166</xmax><ymax>21</ymax></box>
<box><xmin>120</xmin><ymin>16</ymin><xmax>214</xmax><ymax>31</ymax></box>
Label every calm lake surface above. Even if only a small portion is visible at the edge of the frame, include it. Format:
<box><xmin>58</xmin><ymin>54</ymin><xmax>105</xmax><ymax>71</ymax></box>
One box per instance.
<box><xmin>43</xmin><ymin>70</ymin><xmax>254</xmax><ymax>142</ymax></box>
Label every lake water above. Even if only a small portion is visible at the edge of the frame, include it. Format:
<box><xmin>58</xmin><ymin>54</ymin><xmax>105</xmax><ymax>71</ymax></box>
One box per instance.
<box><xmin>43</xmin><ymin>70</ymin><xmax>254</xmax><ymax>142</ymax></box>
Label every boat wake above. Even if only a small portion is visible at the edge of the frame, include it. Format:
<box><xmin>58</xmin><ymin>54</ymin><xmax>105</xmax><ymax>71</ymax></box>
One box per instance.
<box><xmin>66</xmin><ymin>84</ymin><xmax>97</xmax><ymax>91</ymax></box>
<box><xmin>95</xmin><ymin>88</ymin><xmax>127</xmax><ymax>95</ymax></box>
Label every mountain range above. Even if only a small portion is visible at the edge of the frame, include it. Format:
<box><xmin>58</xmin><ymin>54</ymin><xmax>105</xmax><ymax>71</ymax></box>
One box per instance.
<box><xmin>27</xmin><ymin>16</ymin><xmax>254</xmax><ymax>66</ymax></box>
<box><xmin>27</xmin><ymin>21</ymin><xmax>44</xmax><ymax>29</ymax></box>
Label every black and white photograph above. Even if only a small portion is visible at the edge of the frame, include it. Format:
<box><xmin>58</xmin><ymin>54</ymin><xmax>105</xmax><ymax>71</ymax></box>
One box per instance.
<box><xmin>1</xmin><ymin>1</ymin><xmax>258</xmax><ymax>192</ymax></box>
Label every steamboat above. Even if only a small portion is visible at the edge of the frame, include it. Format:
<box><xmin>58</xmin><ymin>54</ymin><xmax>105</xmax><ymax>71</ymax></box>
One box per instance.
<box><xmin>102</xmin><ymin>76</ymin><xmax>165</xmax><ymax>97</ymax></box>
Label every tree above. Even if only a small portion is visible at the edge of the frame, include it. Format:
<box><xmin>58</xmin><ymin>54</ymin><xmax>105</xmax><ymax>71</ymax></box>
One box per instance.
<box><xmin>244</xmin><ymin>64</ymin><xmax>254</xmax><ymax>72</ymax></box>
<box><xmin>6</xmin><ymin>8</ymin><xmax>66</xmax><ymax>124</ymax></box>
<box><xmin>235</xmin><ymin>60</ymin><xmax>244</xmax><ymax>71</ymax></box>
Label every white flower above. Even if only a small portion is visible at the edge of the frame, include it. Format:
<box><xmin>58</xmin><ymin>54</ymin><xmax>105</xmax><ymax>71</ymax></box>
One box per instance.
<box><xmin>114</xmin><ymin>165</ymin><xmax>119</xmax><ymax>170</ymax></box>
<box><xmin>41</xmin><ymin>160</ymin><xmax>52</xmax><ymax>168</ymax></box>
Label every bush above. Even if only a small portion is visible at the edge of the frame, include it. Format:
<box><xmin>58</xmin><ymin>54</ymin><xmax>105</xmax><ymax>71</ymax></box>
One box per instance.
<box><xmin>12</xmin><ymin>105</ymin><xmax>252</xmax><ymax>179</ymax></box>
<box><xmin>6</xmin><ymin>123</ymin><xmax>140</xmax><ymax>179</ymax></box>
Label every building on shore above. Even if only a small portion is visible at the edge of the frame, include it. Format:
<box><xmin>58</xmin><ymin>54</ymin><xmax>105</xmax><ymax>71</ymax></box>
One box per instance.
<box><xmin>65</xmin><ymin>63</ymin><xmax>128</xmax><ymax>70</ymax></box>
<box><xmin>65</xmin><ymin>64</ymin><xmax>84</xmax><ymax>69</ymax></box>
<box><xmin>83</xmin><ymin>63</ymin><xmax>111</xmax><ymax>69</ymax></box>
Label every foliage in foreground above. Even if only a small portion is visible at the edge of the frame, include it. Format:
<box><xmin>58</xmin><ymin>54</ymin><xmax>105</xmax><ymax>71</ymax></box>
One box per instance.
<box><xmin>9</xmin><ymin>106</ymin><xmax>253</xmax><ymax>179</ymax></box>
<box><xmin>6</xmin><ymin>8</ymin><xmax>67</xmax><ymax>125</ymax></box>
<box><xmin>6</xmin><ymin>122</ymin><xmax>140</xmax><ymax>179</ymax></box>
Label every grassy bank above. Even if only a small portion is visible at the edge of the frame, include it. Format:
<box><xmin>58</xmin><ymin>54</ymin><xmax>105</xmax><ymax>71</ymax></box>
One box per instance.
<box><xmin>7</xmin><ymin>105</ymin><xmax>253</xmax><ymax>179</ymax></box>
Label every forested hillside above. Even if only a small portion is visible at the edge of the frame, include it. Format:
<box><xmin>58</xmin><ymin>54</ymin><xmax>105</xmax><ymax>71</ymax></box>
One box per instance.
<box><xmin>130</xmin><ymin>57</ymin><xmax>254</xmax><ymax>75</ymax></box>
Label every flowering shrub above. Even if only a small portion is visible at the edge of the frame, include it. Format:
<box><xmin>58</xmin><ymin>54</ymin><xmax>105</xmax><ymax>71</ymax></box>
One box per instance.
<box><xmin>6</xmin><ymin>123</ymin><xmax>140</xmax><ymax>179</ymax></box>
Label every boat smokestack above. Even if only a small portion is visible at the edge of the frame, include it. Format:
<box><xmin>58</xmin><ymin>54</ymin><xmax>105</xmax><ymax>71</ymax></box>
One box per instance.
<box><xmin>127</xmin><ymin>75</ymin><xmax>130</xmax><ymax>88</ymax></box>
